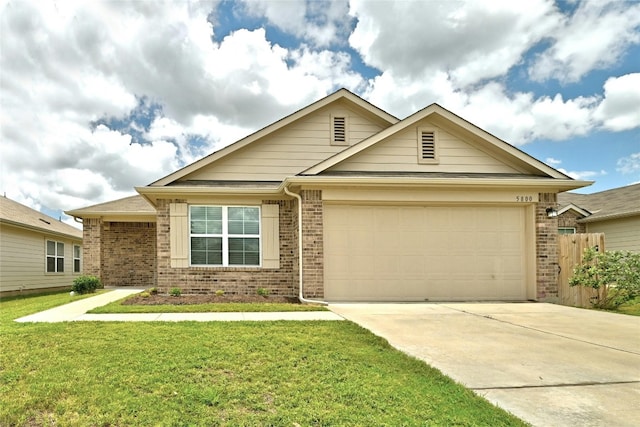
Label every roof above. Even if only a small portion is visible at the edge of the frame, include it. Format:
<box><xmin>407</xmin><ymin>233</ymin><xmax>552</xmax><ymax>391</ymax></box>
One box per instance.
<box><xmin>150</xmin><ymin>88</ymin><xmax>399</xmax><ymax>187</ymax></box>
<box><xmin>558</xmin><ymin>183</ymin><xmax>640</xmax><ymax>222</ymax></box>
<box><xmin>65</xmin><ymin>195</ymin><xmax>155</xmax><ymax>218</ymax></box>
<box><xmin>0</xmin><ymin>196</ymin><xmax>82</xmax><ymax>239</ymax></box>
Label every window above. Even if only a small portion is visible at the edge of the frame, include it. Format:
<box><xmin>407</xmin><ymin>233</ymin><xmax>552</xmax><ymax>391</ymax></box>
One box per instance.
<box><xmin>73</xmin><ymin>245</ymin><xmax>81</xmax><ymax>273</ymax></box>
<box><xmin>331</xmin><ymin>115</ymin><xmax>348</xmax><ymax>145</ymax></box>
<box><xmin>190</xmin><ymin>206</ymin><xmax>260</xmax><ymax>266</ymax></box>
<box><xmin>418</xmin><ymin>127</ymin><xmax>439</xmax><ymax>164</ymax></box>
<box><xmin>46</xmin><ymin>240</ymin><xmax>64</xmax><ymax>273</ymax></box>
<box><xmin>558</xmin><ymin>227</ymin><xmax>576</xmax><ymax>235</ymax></box>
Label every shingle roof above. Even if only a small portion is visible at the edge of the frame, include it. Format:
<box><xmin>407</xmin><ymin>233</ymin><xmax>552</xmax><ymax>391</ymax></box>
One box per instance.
<box><xmin>0</xmin><ymin>196</ymin><xmax>82</xmax><ymax>239</ymax></box>
<box><xmin>65</xmin><ymin>195</ymin><xmax>155</xmax><ymax>216</ymax></box>
<box><xmin>558</xmin><ymin>183</ymin><xmax>640</xmax><ymax>222</ymax></box>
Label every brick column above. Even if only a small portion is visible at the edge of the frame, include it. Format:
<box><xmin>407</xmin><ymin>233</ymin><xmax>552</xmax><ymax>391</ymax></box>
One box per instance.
<box><xmin>536</xmin><ymin>192</ymin><xmax>559</xmax><ymax>301</ymax></box>
<box><xmin>82</xmin><ymin>217</ymin><xmax>103</xmax><ymax>280</ymax></box>
<box><xmin>300</xmin><ymin>190</ymin><xmax>324</xmax><ymax>298</ymax></box>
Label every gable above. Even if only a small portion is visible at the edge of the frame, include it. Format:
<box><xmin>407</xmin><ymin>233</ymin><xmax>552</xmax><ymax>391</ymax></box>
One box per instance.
<box><xmin>327</xmin><ymin>118</ymin><xmax>529</xmax><ymax>175</ymax></box>
<box><xmin>304</xmin><ymin>104</ymin><xmax>569</xmax><ymax>179</ymax></box>
<box><xmin>151</xmin><ymin>89</ymin><xmax>398</xmax><ymax>186</ymax></box>
<box><xmin>179</xmin><ymin>100</ymin><xmax>392</xmax><ymax>182</ymax></box>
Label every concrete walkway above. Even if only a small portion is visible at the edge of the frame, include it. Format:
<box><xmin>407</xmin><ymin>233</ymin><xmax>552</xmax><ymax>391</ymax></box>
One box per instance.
<box><xmin>14</xmin><ymin>289</ymin><xmax>343</xmax><ymax>322</ymax></box>
<box><xmin>331</xmin><ymin>303</ymin><xmax>640</xmax><ymax>427</ymax></box>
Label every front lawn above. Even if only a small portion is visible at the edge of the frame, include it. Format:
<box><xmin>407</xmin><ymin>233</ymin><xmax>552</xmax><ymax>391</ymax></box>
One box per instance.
<box><xmin>0</xmin><ymin>292</ymin><xmax>526</xmax><ymax>426</ymax></box>
<box><xmin>89</xmin><ymin>295</ymin><xmax>327</xmax><ymax>314</ymax></box>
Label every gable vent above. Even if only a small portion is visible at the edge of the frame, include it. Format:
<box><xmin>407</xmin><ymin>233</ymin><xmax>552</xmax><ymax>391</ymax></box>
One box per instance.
<box><xmin>333</xmin><ymin>116</ymin><xmax>346</xmax><ymax>143</ymax></box>
<box><xmin>420</xmin><ymin>131</ymin><xmax>436</xmax><ymax>159</ymax></box>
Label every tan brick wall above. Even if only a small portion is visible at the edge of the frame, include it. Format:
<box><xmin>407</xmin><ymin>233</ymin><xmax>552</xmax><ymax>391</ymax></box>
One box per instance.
<box><xmin>536</xmin><ymin>193</ymin><xmax>559</xmax><ymax>301</ymax></box>
<box><xmin>156</xmin><ymin>199</ymin><xmax>298</xmax><ymax>295</ymax></box>
<box><xmin>82</xmin><ymin>218</ymin><xmax>103</xmax><ymax>279</ymax></box>
<box><xmin>558</xmin><ymin>210</ymin><xmax>587</xmax><ymax>233</ymax></box>
<box><xmin>300</xmin><ymin>190</ymin><xmax>324</xmax><ymax>298</ymax></box>
<box><xmin>82</xmin><ymin>218</ymin><xmax>156</xmax><ymax>288</ymax></box>
<box><xmin>102</xmin><ymin>222</ymin><xmax>156</xmax><ymax>287</ymax></box>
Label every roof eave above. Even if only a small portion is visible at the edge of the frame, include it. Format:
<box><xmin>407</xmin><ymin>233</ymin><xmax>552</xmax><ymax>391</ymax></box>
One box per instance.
<box><xmin>0</xmin><ymin>218</ymin><xmax>82</xmax><ymax>240</ymax></box>
<box><xmin>578</xmin><ymin>210</ymin><xmax>640</xmax><ymax>223</ymax></box>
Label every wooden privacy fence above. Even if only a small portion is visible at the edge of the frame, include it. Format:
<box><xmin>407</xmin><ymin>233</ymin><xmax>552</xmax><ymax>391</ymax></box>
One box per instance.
<box><xmin>558</xmin><ymin>233</ymin><xmax>606</xmax><ymax>307</ymax></box>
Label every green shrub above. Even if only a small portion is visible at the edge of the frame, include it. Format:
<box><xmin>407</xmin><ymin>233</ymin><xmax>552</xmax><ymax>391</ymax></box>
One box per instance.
<box><xmin>148</xmin><ymin>287</ymin><xmax>158</xmax><ymax>295</ymax></box>
<box><xmin>139</xmin><ymin>292</ymin><xmax>150</xmax><ymax>298</ymax></box>
<box><xmin>71</xmin><ymin>275</ymin><xmax>102</xmax><ymax>295</ymax></box>
<box><xmin>215</xmin><ymin>289</ymin><xmax>225</xmax><ymax>296</ymax></box>
<box><xmin>257</xmin><ymin>287</ymin><xmax>270</xmax><ymax>297</ymax></box>
<box><xmin>570</xmin><ymin>248</ymin><xmax>640</xmax><ymax>309</ymax></box>
<box><xmin>169</xmin><ymin>287</ymin><xmax>182</xmax><ymax>297</ymax></box>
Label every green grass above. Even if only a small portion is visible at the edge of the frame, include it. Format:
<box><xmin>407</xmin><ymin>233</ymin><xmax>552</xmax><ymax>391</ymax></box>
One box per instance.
<box><xmin>0</xmin><ymin>292</ymin><xmax>526</xmax><ymax>426</ymax></box>
<box><xmin>615</xmin><ymin>298</ymin><xmax>640</xmax><ymax>316</ymax></box>
<box><xmin>89</xmin><ymin>296</ymin><xmax>327</xmax><ymax>314</ymax></box>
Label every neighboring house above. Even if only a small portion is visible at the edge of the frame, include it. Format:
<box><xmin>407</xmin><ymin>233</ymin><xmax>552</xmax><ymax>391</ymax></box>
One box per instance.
<box><xmin>0</xmin><ymin>196</ymin><xmax>83</xmax><ymax>296</ymax></box>
<box><xmin>558</xmin><ymin>183</ymin><xmax>640</xmax><ymax>252</ymax></box>
<box><xmin>67</xmin><ymin>89</ymin><xmax>591</xmax><ymax>302</ymax></box>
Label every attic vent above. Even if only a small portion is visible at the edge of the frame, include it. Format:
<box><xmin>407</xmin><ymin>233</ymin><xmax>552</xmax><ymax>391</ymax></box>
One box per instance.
<box><xmin>331</xmin><ymin>115</ymin><xmax>348</xmax><ymax>145</ymax></box>
<box><xmin>417</xmin><ymin>128</ymin><xmax>439</xmax><ymax>164</ymax></box>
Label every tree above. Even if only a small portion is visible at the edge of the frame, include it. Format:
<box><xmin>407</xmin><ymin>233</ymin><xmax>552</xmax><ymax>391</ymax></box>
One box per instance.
<box><xmin>569</xmin><ymin>248</ymin><xmax>640</xmax><ymax>309</ymax></box>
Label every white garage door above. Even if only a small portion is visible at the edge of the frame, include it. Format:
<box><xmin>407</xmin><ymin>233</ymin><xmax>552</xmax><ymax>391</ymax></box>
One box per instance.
<box><xmin>324</xmin><ymin>205</ymin><xmax>527</xmax><ymax>301</ymax></box>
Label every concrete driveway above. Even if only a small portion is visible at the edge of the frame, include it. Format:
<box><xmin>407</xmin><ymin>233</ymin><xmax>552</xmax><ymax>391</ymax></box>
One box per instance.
<box><xmin>329</xmin><ymin>303</ymin><xmax>640</xmax><ymax>427</ymax></box>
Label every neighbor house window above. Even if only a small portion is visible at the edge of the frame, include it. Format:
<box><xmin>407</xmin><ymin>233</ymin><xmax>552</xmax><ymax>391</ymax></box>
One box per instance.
<box><xmin>190</xmin><ymin>206</ymin><xmax>260</xmax><ymax>266</ymax></box>
<box><xmin>417</xmin><ymin>127</ymin><xmax>439</xmax><ymax>164</ymax></box>
<box><xmin>73</xmin><ymin>245</ymin><xmax>81</xmax><ymax>273</ymax></box>
<box><xmin>558</xmin><ymin>227</ymin><xmax>576</xmax><ymax>235</ymax></box>
<box><xmin>46</xmin><ymin>240</ymin><xmax>64</xmax><ymax>273</ymax></box>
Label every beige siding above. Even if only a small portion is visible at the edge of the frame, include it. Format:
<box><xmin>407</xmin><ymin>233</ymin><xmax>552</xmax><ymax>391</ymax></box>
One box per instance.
<box><xmin>0</xmin><ymin>225</ymin><xmax>82</xmax><ymax>292</ymax></box>
<box><xmin>587</xmin><ymin>216</ymin><xmax>640</xmax><ymax>252</ymax></box>
<box><xmin>330</xmin><ymin>120</ymin><xmax>522</xmax><ymax>174</ymax></box>
<box><xmin>183</xmin><ymin>102</ymin><xmax>389</xmax><ymax>181</ymax></box>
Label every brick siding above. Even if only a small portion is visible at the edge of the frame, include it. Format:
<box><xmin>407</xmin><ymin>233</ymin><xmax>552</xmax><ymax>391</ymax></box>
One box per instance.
<box><xmin>155</xmin><ymin>199</ymin><xmax>298</xmax><ymax>296</ymax></box>
<box><xmin>558</xmin><ymin>210</ymin><xmax>587</xmax><ymax>233</ymax></box>
<box><xmin>536</xmin><ymin>193</ymin><xmax>559</xmax><ymax>300</ymax></box>
<box><xmin>82</xmin><ymin>218</ymin><xmax>156</xmax><ymax>288</ymax></box>
<box><xmin>300</xmin><ymin>190</ymin><xmax>324</xmax><ymax>298</ymax></box>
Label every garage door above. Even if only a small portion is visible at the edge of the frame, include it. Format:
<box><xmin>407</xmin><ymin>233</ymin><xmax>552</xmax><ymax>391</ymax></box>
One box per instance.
<box><xmin>324</xmin><ymin>205</ymin><xmax>527</xmax><ymax>301</ymax></box>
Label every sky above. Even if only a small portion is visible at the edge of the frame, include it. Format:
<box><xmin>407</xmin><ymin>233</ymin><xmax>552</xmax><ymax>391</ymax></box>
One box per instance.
<box><xmin>1</xmin><ymin>0</ymin><xmax>639</xmax><ymax>229</ymax></box>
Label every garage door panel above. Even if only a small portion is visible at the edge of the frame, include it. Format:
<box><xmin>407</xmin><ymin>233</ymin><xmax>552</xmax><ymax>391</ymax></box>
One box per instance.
<box><xmin>324</xmin><ymin>205</ymin><xmax>527</xmax><ymax>301</ymax></box>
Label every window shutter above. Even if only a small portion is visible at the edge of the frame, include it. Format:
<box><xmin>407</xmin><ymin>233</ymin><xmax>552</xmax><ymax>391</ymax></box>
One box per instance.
<box><xmin>421</xmin><ymin>131</ymin><xmax>436</xmax><ymax>159</ymax></box>
<box><xmin>170</xmin><ymin>203</ymin><xmax>189</xmax><ymax>268</ymax></box>
<box><xmin>261</xmin><ymin>204</ymin><xmax>280</xmax><ymax>269</ymax></box>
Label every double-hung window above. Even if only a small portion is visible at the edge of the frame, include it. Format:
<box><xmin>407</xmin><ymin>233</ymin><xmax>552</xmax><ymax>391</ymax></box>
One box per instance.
<box><xmin>46</xmin><ymin>240</ymin><xmax>64</xmax><ymax>273</ymax></box>
<box><xmin>190</xmin><ymin>206</ymin><xmax>260</xmax><ymax>266</ymax></box>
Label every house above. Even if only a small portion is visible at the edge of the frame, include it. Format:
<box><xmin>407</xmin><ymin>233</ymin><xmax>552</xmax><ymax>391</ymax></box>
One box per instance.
<box><xmin>0</xmin><ymin>196</ymin><xmax>83</xmax><ymax>296</ymax></box>
<box><xmin>66</xmin><ymin>89</ymin><xmax>591</xmax><ymax>302</ymax></box>
<box><xmin>558</xmin><ymin>183</ymin><xmax>640</xmax><ymax>252</ymax></box>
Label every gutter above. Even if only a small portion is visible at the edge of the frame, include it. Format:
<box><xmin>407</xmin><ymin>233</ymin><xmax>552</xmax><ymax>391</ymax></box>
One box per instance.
<box><xmin>283</xmin><ymin>185</ymin><xmax>328</xmax><ymax>306</ymax></box>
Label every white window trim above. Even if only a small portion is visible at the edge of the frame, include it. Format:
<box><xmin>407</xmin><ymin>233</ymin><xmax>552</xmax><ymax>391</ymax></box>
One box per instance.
<box><xmin>46</xmin><ymin>240</ymin><xmax>65</xmax><ymax>273</ymax></box>
<box><xmin>417</xmin><ymin>127</ymin><xmax>439</xmax><ymax>164</ymax></box>
<box><xmin>189</xmin><ymin>205</ymin><xmax>261</xmax><ymax>267</ymax></box>
<box><xmin>558</xmin><ymin>227</ymin><xmax>577</xmax><ymax>235</ymax></box>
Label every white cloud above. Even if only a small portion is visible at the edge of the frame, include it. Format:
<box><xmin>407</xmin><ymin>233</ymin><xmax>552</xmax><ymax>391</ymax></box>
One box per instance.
<box><xmin>546</xmin><ymin>157</ymin><xmax>562</xmax><ymax>166</ymax></box>
<box><xmin>594</xmin><ymin>73</ymin><xmax>640</xmax><ymax>131</ymax></box>
<box><xmin>557</xmin><ymin>168</ymin><xmax>607</xmax><ymax>181</ymax></box>
<box><xmin>617</xmin><ymin>153</ymin><xmax>640</xmax><ymax>175</ymax></box>
<box><xmin>238</xmin><ymin>0</ymin><xmax>352</xmax><ymax>47</ymax></box>
<box><xmin>350</xmin><ymin>0</ymin><xmax>560</xmax><ymax>88</ymax></box>
<box><xmin>529</xmin><ymin>0</ymin><xmax>640</xmax><ymax>83</ymax></box>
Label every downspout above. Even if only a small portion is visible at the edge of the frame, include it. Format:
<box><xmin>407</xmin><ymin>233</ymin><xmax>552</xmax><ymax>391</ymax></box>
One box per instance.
<box><xmin>283</xmin><ymin>185</ymin><xmax>328</xmax><ymax>306</ymax></box>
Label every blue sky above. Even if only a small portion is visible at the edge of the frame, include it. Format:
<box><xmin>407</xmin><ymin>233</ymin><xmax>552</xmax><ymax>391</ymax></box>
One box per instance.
<box><xmin>1</xmin><ymin>0</ymin><xmax>639</xmax><ymax>225</ymax></box>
